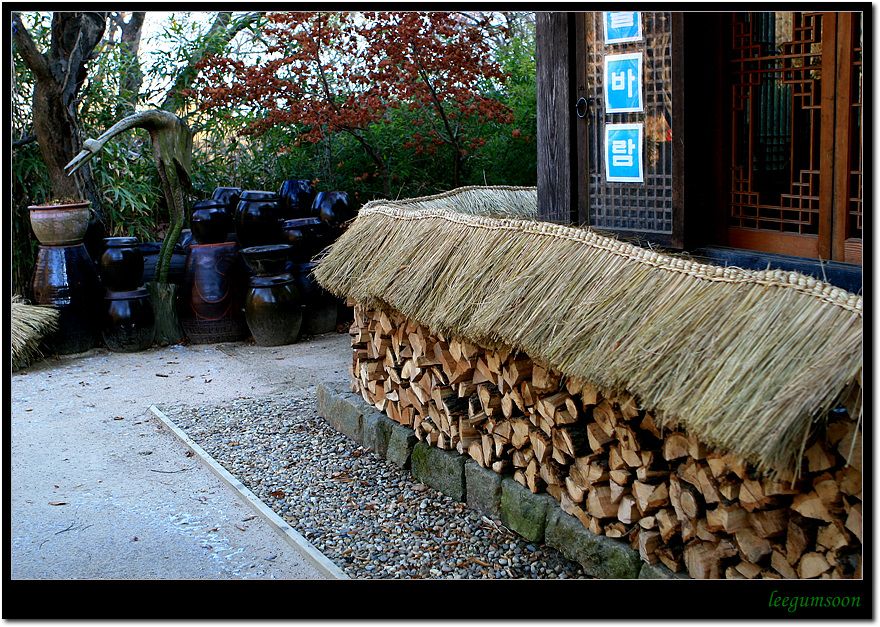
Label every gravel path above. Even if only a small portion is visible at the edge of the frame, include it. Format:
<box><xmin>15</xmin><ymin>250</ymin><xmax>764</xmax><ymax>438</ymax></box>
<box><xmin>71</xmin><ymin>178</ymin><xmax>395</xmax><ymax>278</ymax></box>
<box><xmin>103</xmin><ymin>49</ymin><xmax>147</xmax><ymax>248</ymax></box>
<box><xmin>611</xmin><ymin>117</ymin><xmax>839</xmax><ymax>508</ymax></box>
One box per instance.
<box><xmin>159</xmin><ymin>392</ymin><xmax>589</xmax><ymax>579</ymax></box>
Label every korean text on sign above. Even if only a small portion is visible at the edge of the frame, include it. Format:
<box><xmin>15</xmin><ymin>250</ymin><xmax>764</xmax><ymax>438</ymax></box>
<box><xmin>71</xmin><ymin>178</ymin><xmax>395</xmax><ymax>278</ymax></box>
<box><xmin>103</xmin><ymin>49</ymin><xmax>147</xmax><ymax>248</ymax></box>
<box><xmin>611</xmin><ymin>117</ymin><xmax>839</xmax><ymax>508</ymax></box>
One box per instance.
<box><xmin>604</xmin><ymin>12</ymin><xmax>642</xmax><ymax>44</ymax></box>
<box><xmin>605</xmin><ymin>123</ymin><xmax>644</xmax><ymax>183</ymax></box>
<box><xmin>604</xmin><ymin>53</ymin><xmax>643</xmax><ymax>113</ymax></box>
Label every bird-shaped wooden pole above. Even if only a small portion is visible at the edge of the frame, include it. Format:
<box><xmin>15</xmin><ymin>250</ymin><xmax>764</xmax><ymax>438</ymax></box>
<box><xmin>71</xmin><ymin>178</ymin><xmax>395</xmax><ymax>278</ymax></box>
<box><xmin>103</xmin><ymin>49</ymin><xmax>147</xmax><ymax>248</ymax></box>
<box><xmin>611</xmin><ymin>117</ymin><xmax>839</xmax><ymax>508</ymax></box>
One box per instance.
<box><xmin>66</xmin><ymin>110</ymin><xmax>193</xmax><ymax>284</ymax></box>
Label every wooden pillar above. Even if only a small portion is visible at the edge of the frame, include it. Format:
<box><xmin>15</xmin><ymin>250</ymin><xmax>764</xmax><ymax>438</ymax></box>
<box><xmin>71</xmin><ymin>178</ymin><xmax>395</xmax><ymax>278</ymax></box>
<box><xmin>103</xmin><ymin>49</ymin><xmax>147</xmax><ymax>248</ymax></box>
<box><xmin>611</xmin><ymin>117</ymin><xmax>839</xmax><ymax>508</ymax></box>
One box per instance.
<box><xmin>536</xmin><ymin>12</ymin><xmax>577</xmax><ymax>224</ymax></box>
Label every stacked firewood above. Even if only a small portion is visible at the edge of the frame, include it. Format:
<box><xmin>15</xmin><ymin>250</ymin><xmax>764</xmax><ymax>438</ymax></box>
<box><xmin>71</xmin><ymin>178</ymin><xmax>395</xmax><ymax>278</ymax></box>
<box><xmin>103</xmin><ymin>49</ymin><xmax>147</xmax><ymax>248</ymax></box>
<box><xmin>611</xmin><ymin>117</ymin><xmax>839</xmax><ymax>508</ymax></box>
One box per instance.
<box><xmin>348</xmin><ymin>304</ymin><xmax>862</xmax><ymax>579</ymax></box>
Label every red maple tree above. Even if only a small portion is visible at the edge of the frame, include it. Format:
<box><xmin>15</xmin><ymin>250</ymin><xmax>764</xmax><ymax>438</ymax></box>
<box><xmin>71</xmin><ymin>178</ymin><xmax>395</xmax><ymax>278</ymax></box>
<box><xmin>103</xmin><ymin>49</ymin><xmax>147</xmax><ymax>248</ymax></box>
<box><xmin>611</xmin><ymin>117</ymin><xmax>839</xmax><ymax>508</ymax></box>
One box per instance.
<box><xmin>187</xmin><ymin>11</ymin><xmax>512</xmax><ymax>196</ymax></box>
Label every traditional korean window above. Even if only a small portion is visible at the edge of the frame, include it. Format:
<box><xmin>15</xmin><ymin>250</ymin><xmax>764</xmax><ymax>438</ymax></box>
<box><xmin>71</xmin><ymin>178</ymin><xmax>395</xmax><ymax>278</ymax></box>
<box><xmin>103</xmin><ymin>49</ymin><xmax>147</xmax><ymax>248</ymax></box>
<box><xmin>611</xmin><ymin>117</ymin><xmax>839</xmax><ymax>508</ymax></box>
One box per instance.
<box><xmin>583</xmin><ymin>12</ymin><xmax>678</xmax><ymax>247</ymax></box>
<box><xmin>726</xmin><ymin>12</ymin><xmax>863</xmax><ymax>264</ymax></box>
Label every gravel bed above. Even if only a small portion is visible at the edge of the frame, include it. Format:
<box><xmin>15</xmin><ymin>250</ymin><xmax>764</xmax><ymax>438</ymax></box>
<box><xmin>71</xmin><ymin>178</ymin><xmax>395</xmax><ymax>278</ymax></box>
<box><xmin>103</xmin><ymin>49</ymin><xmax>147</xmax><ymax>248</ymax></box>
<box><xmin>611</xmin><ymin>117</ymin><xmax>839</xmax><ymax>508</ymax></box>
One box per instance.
<box><xmin>159</xmin><ymin>391</ymin><xmax>589</xmax><ymax>579</ymax></box>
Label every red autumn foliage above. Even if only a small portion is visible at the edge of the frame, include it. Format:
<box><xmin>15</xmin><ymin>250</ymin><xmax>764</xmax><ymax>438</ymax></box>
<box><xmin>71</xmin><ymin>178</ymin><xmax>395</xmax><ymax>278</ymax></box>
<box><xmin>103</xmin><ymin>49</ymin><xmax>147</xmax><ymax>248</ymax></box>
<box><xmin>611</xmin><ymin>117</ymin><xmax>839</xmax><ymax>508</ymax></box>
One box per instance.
<box><xmin>186</xmin><ymin>11</ymin><xmax>513</xmax><ymax>195</ymax></box>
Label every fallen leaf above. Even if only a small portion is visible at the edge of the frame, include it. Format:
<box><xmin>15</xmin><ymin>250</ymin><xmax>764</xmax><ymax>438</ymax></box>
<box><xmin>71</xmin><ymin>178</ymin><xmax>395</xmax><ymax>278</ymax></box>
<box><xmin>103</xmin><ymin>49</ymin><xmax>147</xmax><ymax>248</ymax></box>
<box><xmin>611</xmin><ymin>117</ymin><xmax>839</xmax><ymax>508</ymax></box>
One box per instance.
<box><xmin>269</xmin><ymin>490</ymin><xmax>285</xmax><ymax>498</ymax></box>
<box><xmin>49</xmin><ymin>501</ymin><xmax>67</xmax><ymax>506</ymax></box>
<box><xmin>113</xmin><ymin>416</ymin><xmax>124</xmax><ymax>420</ymax></box>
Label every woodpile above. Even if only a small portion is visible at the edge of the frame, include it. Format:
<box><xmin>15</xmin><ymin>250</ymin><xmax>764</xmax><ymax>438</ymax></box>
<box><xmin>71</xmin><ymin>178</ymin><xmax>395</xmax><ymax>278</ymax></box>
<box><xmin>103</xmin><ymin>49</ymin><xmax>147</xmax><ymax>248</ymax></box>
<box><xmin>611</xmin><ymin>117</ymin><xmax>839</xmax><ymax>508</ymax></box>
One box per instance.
<box><xmin>348</xmin><ymin>303</ymin><xmax>863</xmax><ymax>579</ymax></box>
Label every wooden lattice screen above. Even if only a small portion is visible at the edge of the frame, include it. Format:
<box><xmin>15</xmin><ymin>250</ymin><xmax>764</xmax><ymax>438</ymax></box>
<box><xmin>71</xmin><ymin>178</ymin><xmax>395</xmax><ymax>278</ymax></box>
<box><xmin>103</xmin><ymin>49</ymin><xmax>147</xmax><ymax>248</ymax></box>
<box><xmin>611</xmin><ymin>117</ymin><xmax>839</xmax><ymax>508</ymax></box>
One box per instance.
<box><xmin>584</xmin><ymin>12</ymin><xmax>674</xmax><ymax>239</ymax></box>
<box><xmin>726</xmin><ymin>12</ymin><xmax>863</xmax><ymax>263</ymax></box>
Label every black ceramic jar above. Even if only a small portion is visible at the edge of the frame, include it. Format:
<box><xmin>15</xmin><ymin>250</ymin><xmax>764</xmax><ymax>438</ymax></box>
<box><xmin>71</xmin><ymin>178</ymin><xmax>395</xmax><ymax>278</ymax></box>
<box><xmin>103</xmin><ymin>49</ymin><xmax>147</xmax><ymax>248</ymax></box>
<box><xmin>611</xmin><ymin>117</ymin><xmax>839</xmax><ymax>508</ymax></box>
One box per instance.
<box><xmin>100</xmin><ymin>236</ymin><xmax>145</xmax><ymax>292</ymax></box>
<box><xmin>102</xmin><ymin>287</ymin><xmax>156</xmax><ymax>352</ymax></box>
<box><xmin>234</xmin><ymin>191</ymin><xmax>285</xmax><ymax>249</ymax></box>
<box><xmin>191</xmin><ymin>199</ymin><xmax>233</xmax><ymax>245</ymax></box>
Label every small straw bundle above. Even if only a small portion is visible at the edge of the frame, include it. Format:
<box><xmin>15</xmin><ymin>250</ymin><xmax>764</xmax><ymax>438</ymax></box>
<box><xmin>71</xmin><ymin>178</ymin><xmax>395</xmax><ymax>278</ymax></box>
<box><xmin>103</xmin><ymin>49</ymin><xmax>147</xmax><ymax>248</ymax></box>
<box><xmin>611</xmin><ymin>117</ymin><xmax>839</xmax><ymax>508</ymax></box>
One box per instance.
<box><xmin>11</xmin><ymin>296</ymin><xmax>59</xmax><ymax>371</ymax></box>
<box><xmin>314</xmin><ymin>187</ymin><xmax>863</xmax><ymax>479</ymax></box>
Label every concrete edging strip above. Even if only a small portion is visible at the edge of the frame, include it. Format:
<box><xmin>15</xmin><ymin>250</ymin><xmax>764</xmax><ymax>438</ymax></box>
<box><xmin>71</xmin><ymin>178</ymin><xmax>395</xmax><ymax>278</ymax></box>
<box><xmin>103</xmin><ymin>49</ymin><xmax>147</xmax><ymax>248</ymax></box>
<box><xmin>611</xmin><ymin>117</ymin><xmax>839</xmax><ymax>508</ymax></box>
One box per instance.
<box><xmin>149</xmin><ymin>404</ymin><xmax>348</xmax><ymax>580</ymax></box>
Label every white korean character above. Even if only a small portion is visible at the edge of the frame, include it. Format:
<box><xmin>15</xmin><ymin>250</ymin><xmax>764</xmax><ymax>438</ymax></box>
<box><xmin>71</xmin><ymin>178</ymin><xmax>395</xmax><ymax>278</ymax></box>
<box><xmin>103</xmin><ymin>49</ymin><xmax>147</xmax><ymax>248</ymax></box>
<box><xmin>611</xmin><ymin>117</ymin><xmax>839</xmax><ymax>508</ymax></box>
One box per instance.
<box><xmin>611</xmin><ymin>138</ymin><xmax>636</xmax><ymax>167</ymax></box>
<box><xmin>609</xmin><ymin>12</ymin><xmax>634</xmax><ymax>29</ymax></box>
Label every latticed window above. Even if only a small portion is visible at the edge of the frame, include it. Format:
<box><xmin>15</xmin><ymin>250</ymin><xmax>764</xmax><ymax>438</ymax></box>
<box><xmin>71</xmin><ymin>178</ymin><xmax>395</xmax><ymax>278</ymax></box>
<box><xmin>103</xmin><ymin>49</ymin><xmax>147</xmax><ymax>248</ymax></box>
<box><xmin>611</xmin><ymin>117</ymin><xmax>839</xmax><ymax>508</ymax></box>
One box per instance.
<box><xmin>726</xmin><ymin>12</ymin><xmax>863</xmax><ymax>264</ymax></box>
<box><xmin>584</xmin><ymin>12</ymin><xmax>675</xmax><ymax>239</ymax></box>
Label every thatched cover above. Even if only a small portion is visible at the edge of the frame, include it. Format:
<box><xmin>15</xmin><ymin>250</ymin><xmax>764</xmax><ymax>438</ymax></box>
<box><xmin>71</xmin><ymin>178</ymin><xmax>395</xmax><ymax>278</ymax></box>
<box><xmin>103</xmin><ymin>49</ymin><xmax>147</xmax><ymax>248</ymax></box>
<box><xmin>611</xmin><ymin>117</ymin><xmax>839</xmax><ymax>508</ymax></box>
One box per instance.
<box><xmin>12</xmin><ymin>296</ymin><xmax>59</xmax><ymax>371</ymax></box>
<box><xmin>314</xmin><ymin>186</ymin><xmax>863</xmax><ymax>479</ymax></box>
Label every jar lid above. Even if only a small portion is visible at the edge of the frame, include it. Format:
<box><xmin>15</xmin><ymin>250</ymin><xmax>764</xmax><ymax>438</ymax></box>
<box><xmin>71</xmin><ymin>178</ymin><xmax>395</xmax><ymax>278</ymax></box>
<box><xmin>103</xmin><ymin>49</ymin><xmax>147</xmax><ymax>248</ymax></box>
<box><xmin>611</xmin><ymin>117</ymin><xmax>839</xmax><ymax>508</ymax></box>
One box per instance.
<box><xmin>248</xmin><ymin>273</ymin><xmax>295</xmax><ymax>287</ymax></box>
<box><xmin>103</xmin><ymin>236</ymin><xmax>139</xmax><ymax>247</ymax></box>
<box><xmin>104</xmin><ymin>287</ymin><xmax>149</xmax><ymax>299</ymax></box>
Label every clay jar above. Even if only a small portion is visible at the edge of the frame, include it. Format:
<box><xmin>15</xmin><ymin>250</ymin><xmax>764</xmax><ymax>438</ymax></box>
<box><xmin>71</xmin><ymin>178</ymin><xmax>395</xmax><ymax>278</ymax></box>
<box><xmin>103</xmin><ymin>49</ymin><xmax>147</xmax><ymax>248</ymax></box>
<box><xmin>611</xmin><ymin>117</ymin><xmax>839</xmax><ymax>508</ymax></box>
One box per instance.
<box><xmin>244</xmin><ymin>273</ymin><xmax>304</xmax><ymax>346</ymax></box>
<box><xmin>278</xmin><ymin>179</ymin><xmax>317</xmax><ymax>220</ymax></box>
<box><xmin>311</xmin><ymin>191</ymin><xmax>351</xmax><ymax>227</ymax></box>
<box><xmin>178</xmin><ymin>241</ymin><xmax>248</xmax><ymax>344</ymax></box>
<box><xmin>234</xmin><ymin>191</ymin><xmax>285</xmax><ymax>249</ymax></box>
<box><xmin>100</xmin><ymin>237</ymin><xmax>145</xmax><ymax>292</ymax></box>
<box><xmin>240</xmin><ymin>244</ymin><xmax>292</xmax><ymax>277</ymax></box>
<box><xmin>190</xmin><ymin>199</ymin><xmax>232</xmax><ymax>245</ymax></box>
<box><xmin>290</xmin><ymin>262</ymin><xmax>338</xmax><ymax>337</ymax></box>
<box><xmin>211</xmin><ymin>186</ymin><xmax>243</xmax><ymax>212</ymax></box>
<box><xmin>102</xmin><ymin>287</ymin><xmax>156</xmax><ymax>352</ymax></box>
<box><xmin>28</xmin><ymin>202</ymin><xmax>91</xmax><ymax>246</ymax></box>
<box><xmin>31</xmin><ymin>243</ymin><xmax>103</xmax><ymax>354</ymax></box>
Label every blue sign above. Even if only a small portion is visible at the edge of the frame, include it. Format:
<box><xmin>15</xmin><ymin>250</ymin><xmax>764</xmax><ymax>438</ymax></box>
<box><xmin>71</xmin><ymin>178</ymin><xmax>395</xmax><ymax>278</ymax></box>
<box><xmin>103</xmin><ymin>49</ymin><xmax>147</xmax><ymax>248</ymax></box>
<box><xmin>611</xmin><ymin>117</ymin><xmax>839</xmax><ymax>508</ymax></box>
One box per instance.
<box><xmin>605</xmin><ymin>123</ymin><xmax>644</xmax><ymax>183</ymax></box>
<box><xmin>604</xmin><ymin>53</ymin><xmax>643</xmax><ymax>113</ymax></box>
<box><xmin>604</xmin><ymin>12</ymin><xmax>642</xmax><ymax>44</ymax></box>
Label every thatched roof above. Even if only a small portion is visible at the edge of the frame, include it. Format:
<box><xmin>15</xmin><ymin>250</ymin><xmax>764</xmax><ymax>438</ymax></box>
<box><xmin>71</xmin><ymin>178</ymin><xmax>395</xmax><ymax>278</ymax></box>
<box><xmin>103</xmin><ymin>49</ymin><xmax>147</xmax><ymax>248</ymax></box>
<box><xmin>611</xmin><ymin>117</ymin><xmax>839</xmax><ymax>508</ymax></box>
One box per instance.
<box><xmin>314</xmin><ymin>186</ymin><xmax>863</xmax><ymax>478</ymax></box>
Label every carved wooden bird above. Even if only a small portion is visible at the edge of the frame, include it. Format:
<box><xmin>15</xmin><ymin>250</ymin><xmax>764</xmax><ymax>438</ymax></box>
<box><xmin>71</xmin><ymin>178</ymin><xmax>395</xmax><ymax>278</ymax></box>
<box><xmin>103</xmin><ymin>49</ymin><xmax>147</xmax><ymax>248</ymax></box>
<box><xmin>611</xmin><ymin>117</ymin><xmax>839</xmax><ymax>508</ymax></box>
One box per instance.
<box><xmin>65</xmin><ymin>109</ymin><xmax>193</xmax><ymax>283</ymax></box>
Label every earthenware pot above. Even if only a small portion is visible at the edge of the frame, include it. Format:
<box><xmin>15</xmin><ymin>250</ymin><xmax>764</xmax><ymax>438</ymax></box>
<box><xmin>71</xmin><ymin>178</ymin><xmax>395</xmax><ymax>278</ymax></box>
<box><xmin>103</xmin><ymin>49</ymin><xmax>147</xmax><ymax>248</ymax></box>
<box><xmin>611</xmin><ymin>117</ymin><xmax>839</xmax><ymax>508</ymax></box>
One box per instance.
<box><xmin>311</xmin><ymin>191</ymin><xmax>351</xmax><ymax>227</ymax></box>
<box><xmin>211</xmin><ymin>186</ymin><xmax>243</xmax><ymax>212</ymax></box>
<box><xmin>240</xmin><ymin>244</ymin><xmax>292</xmax><ymax>277</ymax></box>
<box><xmin>234</xmin><ymin>191</ymin><xmax>285</xmax><ymax>249</ymax></box>
<box><xmin>102</xmin><ymin>287</ymin><xmax>156</xmax><ymax>352</ymax></box>
<box><xmin>278</xmin><ymin>179</ymin><xmax>317</xmax><ymax>220</ymax></box>
<box><xmin>289</xmin><ymin>262</ymin><xmax>338</xmax><ymax>337</ymax></box>
<box><xmin>31</xmin><ymin>243</ymin><xmax>102</xmax><ymax>354</ymax></box>
<box><xmin>190</xmin><ymin>199</ymin><xmax>232</xmax><ymax>245</ymax></box>
<box><xmin>244</xmin><ymin>273</ymin><xmax>304</xmax><ymax>346</ymax></box>
<box><xmin>178</xmin><ymin>242</ymin><xmax>248</xmax><ymax>344</ymax></box>
<box><xmin>100</xmin><ymin>237</ymin><xmax>144</xmax><ymax>292</ymax></box>
<box><xmin>28</xmin><ymin>202</ymin><xmax>91</xmax><ymax>246</ymax></box>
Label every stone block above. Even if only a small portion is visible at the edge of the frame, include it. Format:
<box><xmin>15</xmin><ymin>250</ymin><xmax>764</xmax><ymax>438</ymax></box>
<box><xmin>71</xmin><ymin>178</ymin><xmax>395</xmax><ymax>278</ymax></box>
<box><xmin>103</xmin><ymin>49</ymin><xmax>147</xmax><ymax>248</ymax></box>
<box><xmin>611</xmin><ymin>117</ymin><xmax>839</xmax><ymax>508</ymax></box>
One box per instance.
<box><xmin>410</xmin><ymin>442</ymin><xmax>466</xmax><ymax>502</ymax></box>
<box><xmin>363</xmin><ymin>409</ymin><xmax>395</xmax><ymax>458</ymax></box>
<box><xmin>322</xmin><ymin>390</ymin><xmax>365</xmax><ymax>443</ymax></box>
<box><xmin>499</xmin><ymin>477</ymin><xmax>554</xmax><ymax>543</ymax></box>
<box><xmin>465</xmin><ymin>460</ymin><xmax>503</xmax><ymax>519</ymax></box>
<box><xmin>386</xmin><ymin>423</ymin><xmax>418</xmax><ymax>469</ymax></box>
<box><xmin>638</xmin><ymin>561</ymin><xmax>691</xmax><ymax>579</ymax></box>
<box><xmin>544</xmin><ymin>507</ymin><xmax>643</xmax><ymax>579</ymax></box>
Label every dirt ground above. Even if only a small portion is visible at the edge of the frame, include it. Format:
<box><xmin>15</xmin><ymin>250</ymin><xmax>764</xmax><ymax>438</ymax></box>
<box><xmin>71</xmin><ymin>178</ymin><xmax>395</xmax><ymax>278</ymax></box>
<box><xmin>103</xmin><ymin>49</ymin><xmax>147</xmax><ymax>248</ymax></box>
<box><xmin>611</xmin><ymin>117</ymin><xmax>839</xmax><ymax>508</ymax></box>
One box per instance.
<box><xmin>9</xmin><ymin>331</ymin><xmax>352</xmax><ymax>584</ymax></box>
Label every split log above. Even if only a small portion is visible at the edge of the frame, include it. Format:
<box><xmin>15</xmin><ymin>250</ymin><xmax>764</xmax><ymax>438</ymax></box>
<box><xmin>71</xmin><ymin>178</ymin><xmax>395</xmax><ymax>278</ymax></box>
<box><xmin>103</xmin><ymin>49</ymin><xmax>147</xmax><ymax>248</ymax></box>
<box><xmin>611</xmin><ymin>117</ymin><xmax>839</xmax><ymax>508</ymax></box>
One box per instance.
<box><xmin>617</xmin><ymin>494</ymin><xmax>641</xmax><ymax>524</ymax></box>
<box><xmin>734</xmin><ymin>528</ymin><xmax>772</xmax><ymax>563</ymax></box>
<box><xmin>798</xmin><ymin>552</ymin><xmax>832</xmax><ymax>579</ymax></box>
<box><xmin>586</xmin><ymin>485</ymin><xmax>618</xmax><ymax>519</ymax></box>
<box><xmin>705</xmin><ymin>502</ymin><xmax>750</xmax><ymax>534</ymax></box>
<box><xmin>748</xmin><ymin>508</ymin><xmax>789</xmax><ymax>538</ymax></box>
<box><xmin>632</xmin><ymin>480</ymin><xmax>669</xmax><ymax>514</ymax></box>
<box><xmin>684</xmin><ymin>540</ymin><xmax>723</xmax><ymax>579</ymax></box>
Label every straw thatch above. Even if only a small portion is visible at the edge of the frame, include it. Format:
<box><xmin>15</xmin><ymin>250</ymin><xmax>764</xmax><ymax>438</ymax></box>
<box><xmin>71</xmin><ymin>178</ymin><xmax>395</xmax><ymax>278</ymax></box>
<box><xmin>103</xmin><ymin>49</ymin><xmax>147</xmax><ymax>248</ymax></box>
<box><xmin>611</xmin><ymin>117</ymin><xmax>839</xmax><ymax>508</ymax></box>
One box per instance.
<box><xmin>12</xmin><ymin>296</ymin><xmax>59</xmax><ymax>371</ymax></box>
<box><xmin>313</xmin><ymin>186</ymin><xmax>863</xmax><ymax>479</ymax></box>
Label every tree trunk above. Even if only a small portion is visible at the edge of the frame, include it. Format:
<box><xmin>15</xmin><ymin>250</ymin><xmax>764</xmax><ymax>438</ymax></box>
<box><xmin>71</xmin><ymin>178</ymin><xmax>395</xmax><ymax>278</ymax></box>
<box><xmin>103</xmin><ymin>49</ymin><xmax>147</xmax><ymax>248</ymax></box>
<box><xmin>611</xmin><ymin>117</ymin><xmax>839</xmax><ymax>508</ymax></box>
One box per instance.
<box><xmin>116</xmin><ymin>12</ymin><xmax>146</xmax><ymax>117</ymax></box>
<box><xmin>12</xmin><ymin>12</ymin><xmax>107</xmax><ymax>209</ymax></box>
